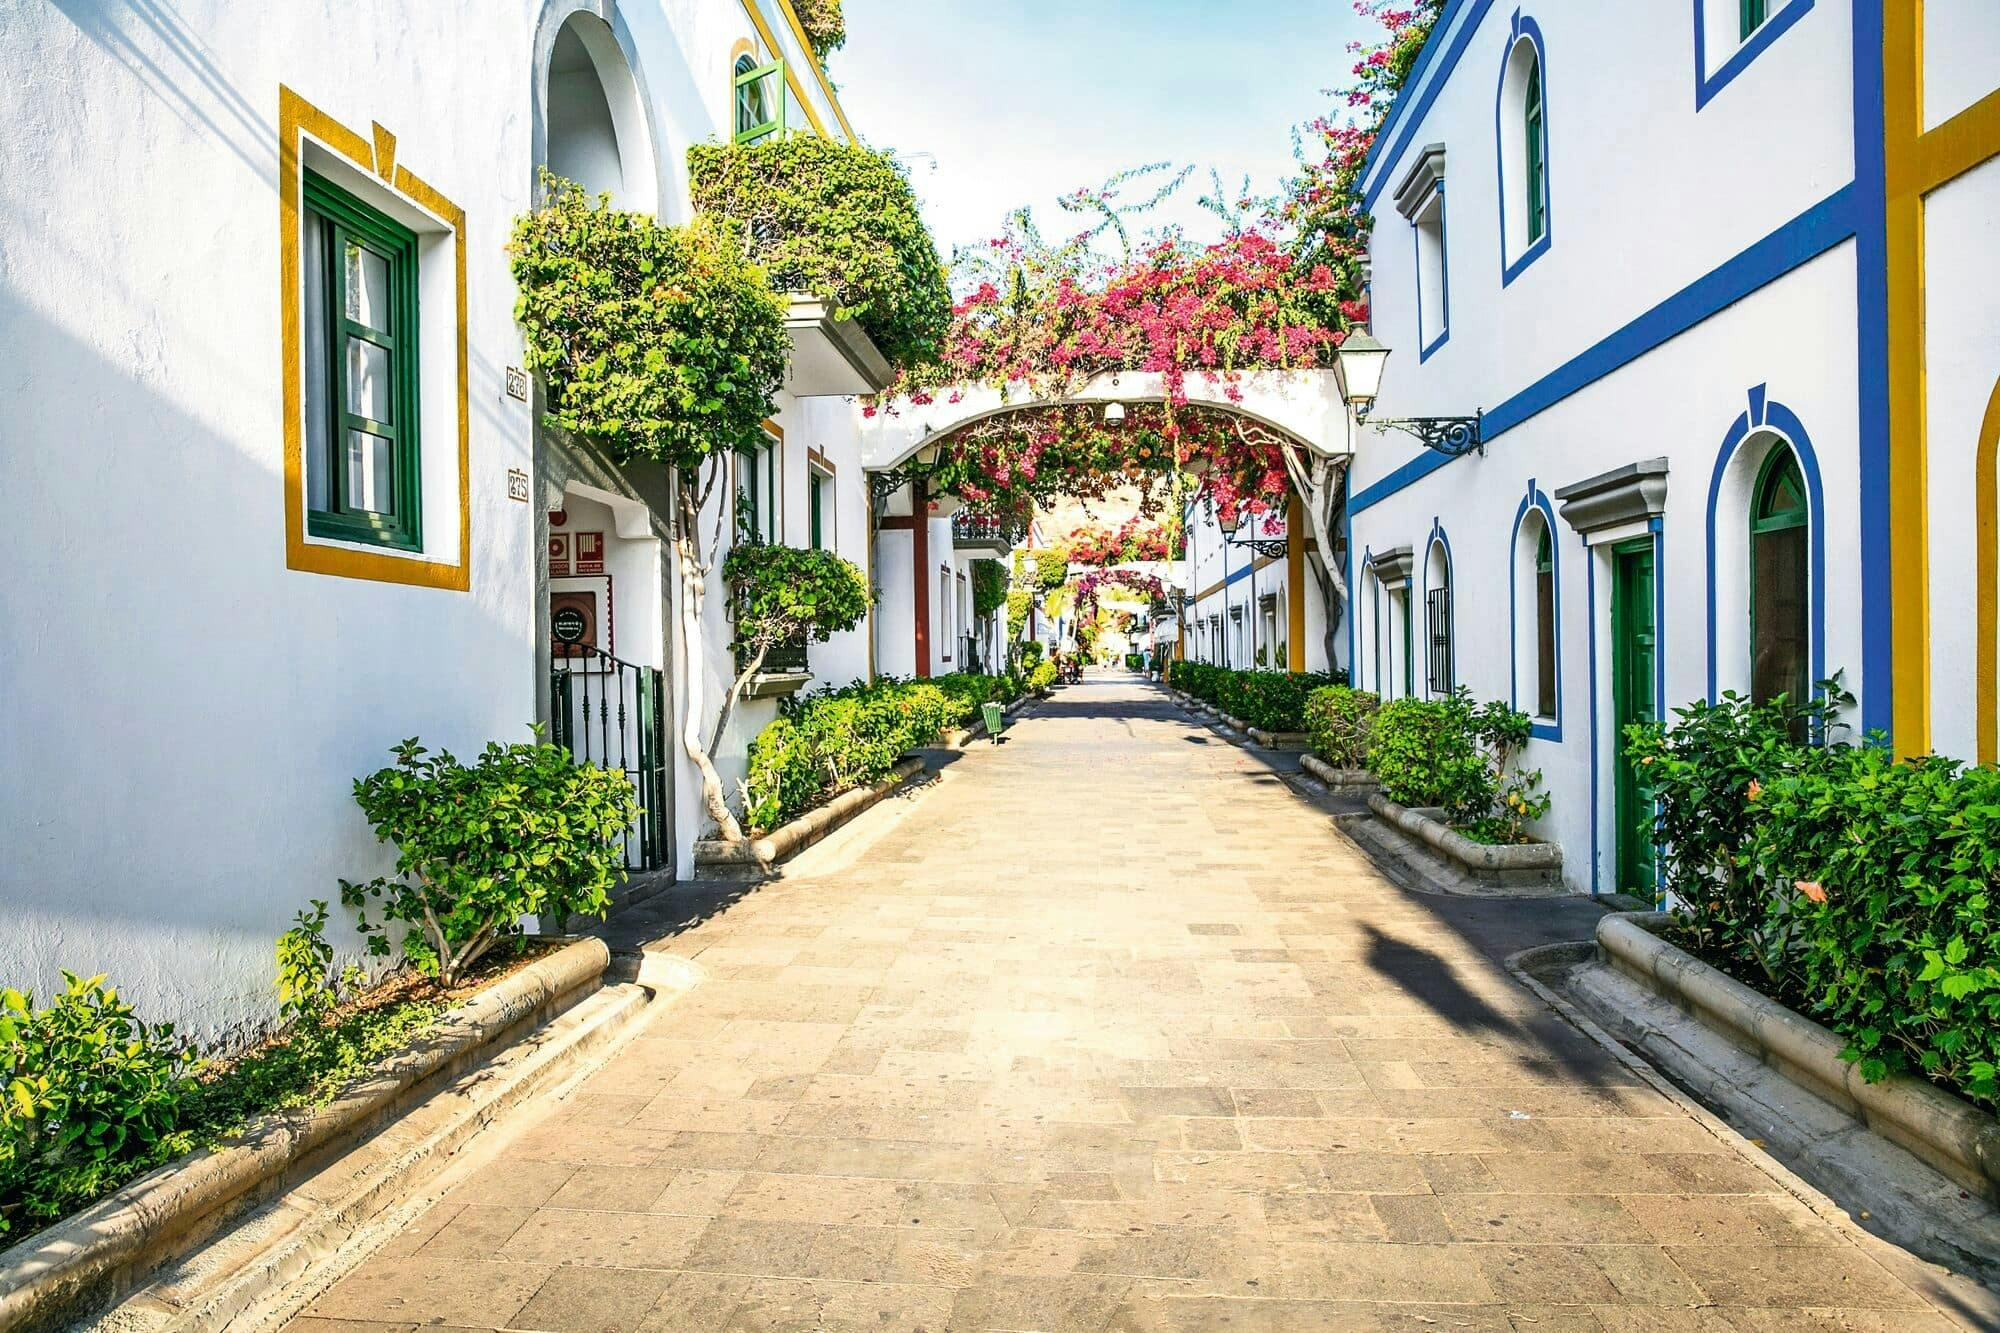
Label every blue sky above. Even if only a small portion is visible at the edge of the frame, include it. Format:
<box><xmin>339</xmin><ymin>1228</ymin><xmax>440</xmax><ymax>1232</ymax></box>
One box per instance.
<box><xmin>832</xmin><ymin>0</ymin><xmax>1378</xmax><ymax>264</ymax></box>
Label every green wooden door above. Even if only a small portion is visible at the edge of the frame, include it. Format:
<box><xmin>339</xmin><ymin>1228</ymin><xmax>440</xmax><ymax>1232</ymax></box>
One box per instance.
<box><xmin>1612</xmin><ymin>540</ymin><xmax>1658</xmax><ymax>897</ymax></box>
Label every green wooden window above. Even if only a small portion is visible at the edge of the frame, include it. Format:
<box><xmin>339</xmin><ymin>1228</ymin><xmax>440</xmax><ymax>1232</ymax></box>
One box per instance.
<box><xmin>734</xmin><ymin>54</ymin><xmax>785</xmax><ymax>143</ymax></box>
<box><xmin>808</xmin><ymin>469</ymin><xmax>826</xmax><ymax>549</ymax></box>
<box><xmin>1740</xmin><ymin>0</ymin><xmax>1769</xmax><ymax>41</ymax></box>
<box><xmin>1523</xmin><ymin>57</ymin><xmax>1547</xmax><ymax>246</ymax></box>
<box><xmin>302</xmin><ymin>172</ymin><xmax>422</xmax><ymax>550</ymax></box>
<box><xmin>1535</xmin><ymin>525</ymin><xmax>1557</xmax><ymax>718</ymax></box>
<box><xmin>1751</xmin><ymin>447</ymin><xmax>1809</xmax><ymax>724</ymax></box>
<box><xmin>734</xmin><ymin>432</ymin><xmax>778</xmax><ymax>544</ymax></box>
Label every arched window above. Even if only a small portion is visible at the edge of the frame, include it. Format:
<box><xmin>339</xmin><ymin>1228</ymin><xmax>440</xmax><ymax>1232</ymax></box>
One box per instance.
<box><xmin>1425</xmin><ymin>537</ymin><xmax>1453</xmax><ymax>696</ymax></box>
<box><xmin>1534</xmin><ymin>525</ymin><xmax>1556</xmax><ymax>717</ymax></box>
<box><xmin>543</xmin><ymin>13</ymin><xmax>656</xmax><ymax>212</ymax></box>
<box><xmin>1751</xmin><ymin>447</ymin><xmax>1809</xmax><ymax>714</ymax></box>
<box><xmin>734</xmin><ymin>52</ymin><xmax>783</xmax><ymax>143</ymax></box>
<box><xmin>1523</xmin><ymin>56</ymin><xmax>1546</xmax><ymax>244</ymax></box>
<box><xmin>1496</xmin><ymin>19</ymin><xmax>1551</xmax><ymax>282</ymax></box>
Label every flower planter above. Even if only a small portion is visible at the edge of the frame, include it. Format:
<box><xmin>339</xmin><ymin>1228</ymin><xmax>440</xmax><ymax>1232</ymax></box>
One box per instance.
<box><xmin>1365</xmin><ymin>792</ymin><xmax>1562</xmax><ymax>887</ymax></box>
<box><xmin>0</xmin><ymin>938</ymin><xmax>620</xmax><ymax>1333</ymax></box>
<box><xmin>697</xmin><ymin>755</ymin><xmax>925</xmax><ymax>875</ymax></box>
<box><xmin>1597</xmin><ymin>911</ymin><xmax>2000</xmax><ymax>1204</ymax></box>
<box><xmin>1299</xmin><ymin>753</ymin><xmax>1379</xmax><ymax>790</ymax></box>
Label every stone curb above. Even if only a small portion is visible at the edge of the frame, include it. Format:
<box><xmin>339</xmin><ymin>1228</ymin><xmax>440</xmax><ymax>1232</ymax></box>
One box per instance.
<box><xmin>0</xmin><ymin>937</ymin><xmax>612</xmax><ymax>1332</ymax></box>
<box><xmin>1365</xmin><ymin>792</ymin><xmax>1563</xmax><ymax>883</ymax></box>
<box><xmin>696</xmin><ymin>755</ymin><xmax>926</xmax><ymax>870</ymax></box>
<box><xmin>1598</xmin><ymin>911</ymin><xmax>2000</xmax><ymax>1202</ymax></box>
<box><xmin>1246</xmin><ymin>727</ymin><xmax>1311</xmax><ymax>749</ymax></box>
<box><xmin>1297</xmin><ymin>753</ymin><xmax>1380</xmax><ymax>790</ymax></box>
<box><xmin>145</xmin><ymin>979</ymin><xmax>660</xmax><ymax>1333</ymax></box>
<box><xmin>694</xmin><ymin>696</ymin><xmax>1035</xmax><ymax>875</ymax></box>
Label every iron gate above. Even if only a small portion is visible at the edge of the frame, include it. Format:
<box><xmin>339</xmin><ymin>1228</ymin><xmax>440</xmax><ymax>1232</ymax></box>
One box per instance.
<box><xmin>549</xmin><ymin>642</ymin><xmax>670</xmax><ymax>872</ymax></box>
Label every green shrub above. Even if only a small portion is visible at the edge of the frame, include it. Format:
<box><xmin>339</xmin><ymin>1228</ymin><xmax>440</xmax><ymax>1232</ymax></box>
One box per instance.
<box><xmin>0</xmin><ymin>974</ymin><xmax>200</xmax><ymax>1238</ymax></box>
<box><xmin>687</xmin><ymin>137</ymin><xmax>948</xmax><ymax>373</ymax></box>
<box><xmin>725</xmin><ymin>542</ymin><xmax>870</xmax><ymax>666</ymax></box>
<box><xmin>1216</xmin><ymin>670</ymin><xmax>1334</xmax><ymax>732</ymax></box>
<box><xmin>510</xmin><ymin>174</ymin><xmax>788</xmax><ymax>470</ymax></box>
<box><xmin>793</xmin><ymin>0</ymin><xmax>845</xmax><ymax>59</ymax></box>
<box><xmin>1305</xmin><ymin>685</ymin><xmax>1379</xmax><ymax>768</ymax></box>
<box><xmin>1368</xmin><ymin>696</ymin><xmax>1488</xmax><ymax>814</ymax></box>
<box><xmin>973</xmin><ymin>560</ymin><xmax>1009</xmax><ymax>620</ymax></box>
<box><xmin>1017</xmin><ymin>639</ymin><xmax>1045</xmax><ymax>671</ymax></box>
<box><xmin>1624</xmin><ymin>689</ymin><xmax>1825</xmax><ymax>966</ymax></box>
<box><xmin>342</xmin><ymin>737</ymin><xmax>641</xmax><ymax>983</ymax></box>
<box><xmin>1632</xmin><ymin>681</ymin><xmax>1999</xmax><ymax>1112</ymax></box>
<box><xmin>1367</xmin><ymin>691</ymin><xmax>1547</xmax><ymax>843</ymax></box>
<box><xmin>1027</xmin><ymin>660</ymin><xmax>1058</xmax><ymax>692</ymax></box>
<box><xmin>743</xmin><ymin>677</ymin><xmax>966</xmax><ymax>831</ymax></box>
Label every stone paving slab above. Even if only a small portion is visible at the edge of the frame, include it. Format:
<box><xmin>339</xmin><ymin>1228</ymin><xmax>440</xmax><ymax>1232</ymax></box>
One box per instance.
<box><xmin>289</xmin><ymin>677</ymin><xmax>1974</xmax><ymax>1331</ymax></box>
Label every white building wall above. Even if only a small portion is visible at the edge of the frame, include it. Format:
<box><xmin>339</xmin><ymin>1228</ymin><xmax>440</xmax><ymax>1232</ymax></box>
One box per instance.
<box><xmin>0</xmin><ymin>0</ymin><xmax>882</xmax><ymax>1040</ymax></box>
<box><xmin>1352</xmin><ymin>1</ymin><xmax>1875</xmax><ymax>895</ymax></box>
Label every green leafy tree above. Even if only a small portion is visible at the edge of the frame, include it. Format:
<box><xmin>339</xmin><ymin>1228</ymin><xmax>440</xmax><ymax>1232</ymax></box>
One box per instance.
<box><xmin>792</xmin><ymin>0</ymin><xmax>845</xmax><ymax>61</ymax></box>
<box><xmin>688</xmin><ymin>137</ymin><xmax>948</xmax><ymax>373</ymax></box>
<box><xmin>512</xmin><ymin>174</ymin><xmax>790</xmax><ymax>840</ymax></box>
<box><xmin>342</xmin><ymin>736</ymin><xmax>641</xmax><ymax>982</ymax></box>
<box><xmin>714</xmin><ymin>543</ymin><xmax>870</xmax><ymax>773</ymax></box>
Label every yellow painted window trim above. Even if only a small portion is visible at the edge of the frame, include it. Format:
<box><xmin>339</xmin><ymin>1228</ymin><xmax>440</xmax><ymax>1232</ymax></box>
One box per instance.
<box><xmin>279</xmin><ymin>84</ymin><xmax>471</xmax><ymax>591</ymax></box>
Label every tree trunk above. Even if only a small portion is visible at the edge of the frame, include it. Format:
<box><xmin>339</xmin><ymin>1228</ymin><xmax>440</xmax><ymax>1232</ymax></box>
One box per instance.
<box><xmin>1252</xmin><ymin>422</ymin><xmax>1351</xmax><ymax>675</ymax></box>
<box><xmin>672</xmin><ymin>464</ymin><xmax>744</xmax><ymax>843</ymax></box>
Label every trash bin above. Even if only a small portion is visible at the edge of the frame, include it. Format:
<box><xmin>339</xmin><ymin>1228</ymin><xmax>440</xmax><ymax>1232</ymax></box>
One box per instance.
<box><xmin>980</xmin><ymin>701</ymin><xmax>1005</xmax><ymax>741</ymax></box>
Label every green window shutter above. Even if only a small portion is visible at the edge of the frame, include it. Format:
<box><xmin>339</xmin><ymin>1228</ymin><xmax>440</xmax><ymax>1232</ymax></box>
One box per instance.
<box><xmin>1740</xmin><ymin>0</ymin><xmax>1768</xmax><ymax>41</ymax></box>
<box><xmin>734</xmin><ymin>57</ymin><xmax>786</xmax><ymax>143</ymax></box>
<box><xmin>302</xmin><ymin>171</ymin><xmax>422</xmax><ymax>551</ymax></box>
<box><xmin>1524</xmin><ymin>59</ymin><xmax>1546</xmax><ymax>245</ymax></box>
<box><xmin>809</xmin><ymin>473</ymin><xmax>824</xmax><ymax>549</ymax></box>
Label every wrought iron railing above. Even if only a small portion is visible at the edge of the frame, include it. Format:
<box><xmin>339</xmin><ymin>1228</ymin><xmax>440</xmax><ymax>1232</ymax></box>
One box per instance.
<box><xmin>952</xmin><ymin>512</ymin><xmax>1017</xmax><ymax>547</ymax></box>
<box><xmin>549</xmin><ymin>641</ymin><xmax>670</xmax><ymax>873</ymax></box>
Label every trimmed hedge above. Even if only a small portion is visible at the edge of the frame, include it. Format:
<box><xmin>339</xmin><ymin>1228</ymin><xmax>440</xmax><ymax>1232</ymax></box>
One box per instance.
<box><xmin>742</xmin><ymin>673</ymin><xmax>1021</xmax><ymax>832</ymax></box>
<box><xmin>1304</xmin><ymin>685</ymin><xmax>1379</xmax><ymax>768</ymax></box>
<box><xmin>1629</xmin><ymin>689</ymin><xmax>2000</xmax><ymax>1111</ymax></box>
<box><xmin>1166</xmin><ymin>662</ymin><xmax>1335</xmax><ymax>733</ymax></box>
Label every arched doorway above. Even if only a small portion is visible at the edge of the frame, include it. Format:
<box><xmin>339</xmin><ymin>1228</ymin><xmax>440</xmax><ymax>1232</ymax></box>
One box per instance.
<box><xmin>541</xmin><ymin>10</ymin><xmax>658</xmax><ymax>212</ymax></box>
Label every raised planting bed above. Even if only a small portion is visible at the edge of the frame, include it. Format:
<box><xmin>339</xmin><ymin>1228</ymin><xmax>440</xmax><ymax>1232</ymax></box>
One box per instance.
<box><xmin>1299</xmin><ymin>753</ymin><xmax>1379</xmax><ymax>790</ymax></box>
<box><xmin>1365</xmin><ymin>792</ymin><xmax>1562</xmax><ymax>888</ymax></box>
<box><xmin>0</xmin><ymin>938</ymin><xmax>617</xmax><ymax>1332</ymax></box>
<box><xmin>1247</xmin><ymin>726</ymin><xmax>1311</xmax><ymax>749</ymax></box>
<box><xmin>1597</xmin><ymin>912</ymin><xmax>2000</xmax><ymax>1204</ymax></box>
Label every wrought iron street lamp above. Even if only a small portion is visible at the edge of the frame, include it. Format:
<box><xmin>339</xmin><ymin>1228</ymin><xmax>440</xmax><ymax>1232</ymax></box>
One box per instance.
<box><xmin>1334</xmin><ymin>328</ymin><xmax>1484</xmax><ymax>459</ymax></box>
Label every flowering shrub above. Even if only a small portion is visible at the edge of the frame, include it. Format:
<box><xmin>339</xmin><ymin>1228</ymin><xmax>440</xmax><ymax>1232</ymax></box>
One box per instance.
<box><xmin>688</xmin><ymin>137</ymin><xmax>948</xmax><ymax>373</ymax></box>
<box><xmin>1281</xmin><ymin>1</ymin><xmax>1446</xmax><ymax>329</ymax></box>
<box><xmin>1305</xmin><ymin>685</ymin><xmax>1380</xmax><ymax>768</ymax></box>
<box><xmin>1061</xmin><ymin>517</ymin><xmax>1174</xmax><ymax>567</ymax></box>
<box><xmin>1072</xmin><ymin>568</ymin><xmax>1164</xmax><ymax>621</ymax></box>
<box><xmin>1630</xmin><ymin>685</ymin><xmax>2000</xmax><ymax>1110</ymax></box>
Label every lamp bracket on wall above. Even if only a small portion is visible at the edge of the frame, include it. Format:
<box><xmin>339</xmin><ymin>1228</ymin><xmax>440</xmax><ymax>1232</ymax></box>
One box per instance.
<box><xmin>1362</xmin><ymin>409</ymin><xmax>1484</xmax><ymax>458</ymax></box>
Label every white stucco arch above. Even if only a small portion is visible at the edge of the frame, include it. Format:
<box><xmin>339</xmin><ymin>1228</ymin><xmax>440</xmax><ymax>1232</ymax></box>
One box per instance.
<box><xmin>532</xmin><ymin>3</ymin><xmax>660</xmax><ymax>214</ymax></box>
<box><xmin>858</xmin><ymin>370</ymin><xmax>1355</xmax><ymax>473</ymax></box>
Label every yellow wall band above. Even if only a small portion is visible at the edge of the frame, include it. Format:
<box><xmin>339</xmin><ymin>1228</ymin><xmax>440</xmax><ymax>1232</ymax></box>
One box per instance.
<box><xmin>278</xmin><ymin>85</ymin><xmax>472</xmax><ymax>592</ymax></box>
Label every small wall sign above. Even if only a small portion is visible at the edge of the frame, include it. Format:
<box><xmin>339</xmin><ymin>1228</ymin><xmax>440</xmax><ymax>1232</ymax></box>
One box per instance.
<box><xmin>505</xmin><ymin>366</ymin><xmax>530</xmax><ymax>401</ymax></box>
<box><xmin>550</xmin><ymin>591</ymin><xmax>598</xmax><ymax>656</ymax></box>
<box><xmin>507</xmin><ymin>468</ymin><xmax>530</xmax><ymax>502</ymax></box>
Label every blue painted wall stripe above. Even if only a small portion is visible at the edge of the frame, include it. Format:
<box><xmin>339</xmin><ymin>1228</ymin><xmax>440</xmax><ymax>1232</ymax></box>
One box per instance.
<box><xmin>1350</xmin><ymin>183</ymin><xmax>1858</xmax><ymax>515</ymax></box>
<box><xmin>1363</xmin><ymin>0</ymin><xmax>1496</xmax><ymax>213</ymax></box>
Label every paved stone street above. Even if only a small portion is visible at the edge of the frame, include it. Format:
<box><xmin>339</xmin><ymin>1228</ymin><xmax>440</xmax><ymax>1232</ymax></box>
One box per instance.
<box><xmin>293</xmin><ymin>678</ymin><xmax>1966</xmax><ymax>1331</ymax></box>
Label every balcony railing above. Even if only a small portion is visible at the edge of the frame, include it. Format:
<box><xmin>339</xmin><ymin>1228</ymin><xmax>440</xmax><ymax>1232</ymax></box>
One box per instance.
<box><xmin>952</xmin><ymin>512</ymin><xmax>1017</xmax><ymax>551</ymax></box>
